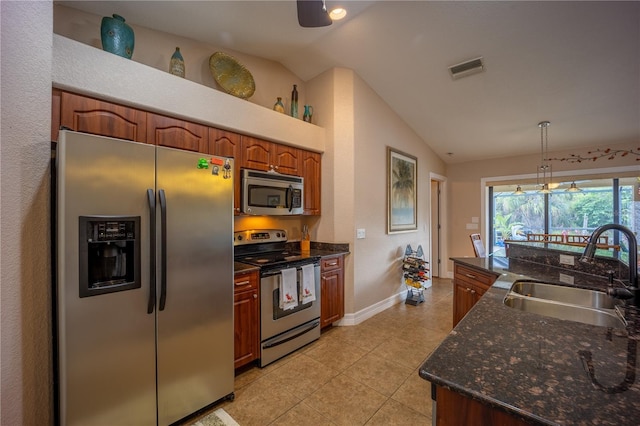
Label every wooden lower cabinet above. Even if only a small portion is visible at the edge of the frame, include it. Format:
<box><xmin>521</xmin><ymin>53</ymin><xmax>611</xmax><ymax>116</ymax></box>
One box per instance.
<box><xmin>452</xmin><ymin>262</ymin><xmax>498</xmax><ymax>326</ymax></box>
<box><xmin>233</xmin><ymin>270</ymin><xmax>260</xmax><ymax>369</ymax></box>
<box><xmin>320</xmin><ymin>255</ymin><xmax>345</xmax><ymax>329</ymax></box>
<box><xmin>434</xmin><ymin>386</ymin><xmax>530</xmax><ymax>426</ymax></box>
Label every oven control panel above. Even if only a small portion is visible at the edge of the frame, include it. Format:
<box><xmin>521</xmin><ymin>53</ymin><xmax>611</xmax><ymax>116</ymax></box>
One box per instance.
<box><xmin>234</xmin><ymin>229</ymin><xmax>288</xmax><ymax>246</ymax></box>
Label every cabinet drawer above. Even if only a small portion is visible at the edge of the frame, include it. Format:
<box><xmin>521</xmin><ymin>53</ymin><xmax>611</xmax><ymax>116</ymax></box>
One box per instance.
<box><xmin>454</xmin><ymin>264</ymin><xmax>497</xmax><ymax>291</ymax></box>
<box><xmin>234</xmin><ymin>271</ymin><xmax>258</xmax><ymax>293</ymax></box>
<box><xmin>321</xmin><ymin>255</ymin><xmax>343</xmax><ymax>272</ymax></box>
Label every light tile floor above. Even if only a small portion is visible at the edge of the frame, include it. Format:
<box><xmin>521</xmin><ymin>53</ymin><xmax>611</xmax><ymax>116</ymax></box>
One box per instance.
<box><xmin>192</xmin><ymin>277</ymin><xmax>453</xmax><ymax>426</ymax></box>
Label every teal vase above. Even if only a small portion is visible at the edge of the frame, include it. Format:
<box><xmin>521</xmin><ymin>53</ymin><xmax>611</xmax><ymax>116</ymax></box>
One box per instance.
<box><xmin>303</xmin><ymin>105</ymin><xmax>313</xmax><ymax>123</ymax></box>
<box><xmin>101</xmin><ymin>14</ymin><xmax>135</xmax><ymax>59</ymax></box>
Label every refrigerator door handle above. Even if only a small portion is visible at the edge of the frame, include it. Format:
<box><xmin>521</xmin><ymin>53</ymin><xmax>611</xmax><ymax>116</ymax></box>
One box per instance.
<box><xmin>158</xmin><ymin>189</ymin><xmax>168</xmax><ymax>311</ymax></box>
<box><xmin>146</xmin><ymin>189</ymin><xmax>156</xmax><ymax>314</ymax></box>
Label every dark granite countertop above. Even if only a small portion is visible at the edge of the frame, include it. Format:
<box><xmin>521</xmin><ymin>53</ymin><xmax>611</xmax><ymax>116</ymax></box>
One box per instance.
<box><xmin>420</xmin><ymin>256</ymin><xmax>640</xmax><ymax>425</ymax></box>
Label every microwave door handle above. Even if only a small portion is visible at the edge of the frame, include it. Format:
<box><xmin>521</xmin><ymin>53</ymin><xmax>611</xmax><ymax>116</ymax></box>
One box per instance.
<box><xmin>286</xmin><ymin>185</ymin><xmax>293</xmax><ymax>212</ymax></box>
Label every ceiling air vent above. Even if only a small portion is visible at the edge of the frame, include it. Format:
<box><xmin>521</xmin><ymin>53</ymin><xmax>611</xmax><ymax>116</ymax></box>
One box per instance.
<box><xmin>449</xmin><ymin>57</ymin><xmax>484</xmax><ymax>80</ymax></box>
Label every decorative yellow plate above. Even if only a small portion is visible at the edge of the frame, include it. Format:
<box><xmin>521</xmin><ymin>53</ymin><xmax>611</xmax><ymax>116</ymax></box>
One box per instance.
<box><xmin>209</xmin><ymin>52</ymin><xmax>255</xmax><ymax>99</ymax></box>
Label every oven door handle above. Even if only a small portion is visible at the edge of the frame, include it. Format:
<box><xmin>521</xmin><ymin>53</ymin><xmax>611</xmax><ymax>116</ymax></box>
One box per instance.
<box><xmin>262</xmin><ymin>320</ymin><xmax>320</xmax><ymax>349</ymax></box>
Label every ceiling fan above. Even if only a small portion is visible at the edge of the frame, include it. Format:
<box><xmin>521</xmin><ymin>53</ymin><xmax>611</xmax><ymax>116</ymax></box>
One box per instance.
<box><xmin>297</xmin><ymin>0</ymin><xmax>332</xmax><ymax>28</ymax></box>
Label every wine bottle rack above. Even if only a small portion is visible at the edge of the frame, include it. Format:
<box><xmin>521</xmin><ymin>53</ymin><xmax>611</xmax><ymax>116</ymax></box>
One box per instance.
<box><xmin>403</xmin><ymin>244</ymin><xmax>430</xmax><ymax>305</ymax></box>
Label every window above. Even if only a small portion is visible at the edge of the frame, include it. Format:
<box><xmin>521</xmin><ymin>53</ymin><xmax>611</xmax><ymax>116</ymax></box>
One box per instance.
<box><xmin>490</xmin><ymin>177</ymin><xmax>639</xmax><ymax>263</ymax></box>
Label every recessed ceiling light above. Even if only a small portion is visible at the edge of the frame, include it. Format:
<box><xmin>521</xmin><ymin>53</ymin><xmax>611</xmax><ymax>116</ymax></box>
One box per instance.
<box><xmin>329</xmin><ymin>7</ymin><xmax>347</xmax><ymax>20</ymax></box>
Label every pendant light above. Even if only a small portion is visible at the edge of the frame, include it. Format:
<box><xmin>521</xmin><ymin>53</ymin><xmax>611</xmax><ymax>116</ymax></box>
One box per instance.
<box><xmin>537</xmin><ymin>121</ymin><xmax>552</xmax><ymax>193</ymax></box>
<box><xmin>513</xmin><ymin>185</ymin><xmax>526</xmax><ymax>195</ymax></box>
<box><xmin>565</xmin><ymin>182</ymin><xmax>582</xmax><ymax>192</ymax></box>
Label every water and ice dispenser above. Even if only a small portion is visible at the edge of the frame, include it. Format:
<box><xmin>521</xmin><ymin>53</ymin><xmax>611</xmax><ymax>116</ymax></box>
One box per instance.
<box><xmin>78</xmin><ymin>216</ymin><xmax>141</xmax><ymax>297</ymax></box>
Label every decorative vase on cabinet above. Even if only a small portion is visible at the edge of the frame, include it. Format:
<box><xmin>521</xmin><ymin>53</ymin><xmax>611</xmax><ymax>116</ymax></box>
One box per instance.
<box><xmin>291</xmin><ymin>84</ymin><xmax>298</xmax><ymax>118</ymax></box>
<box><xmin>303</xmin><ymin>105</ymin><xmax>313</xmax><ymax>123</ymax></box>
<box><xmin>169</xmin><ymin>47</ymin><xmax>185</xmax><ymax>78</ymax></box>
<box><xmin>273</xmin><ymin>97</ymin><xmax>285</xmax><ymax>113</ymax></box>
<box><xmin>100</xmin><ymin>14</ymin><xmax>135</xmax><ymax>59</ymax></box>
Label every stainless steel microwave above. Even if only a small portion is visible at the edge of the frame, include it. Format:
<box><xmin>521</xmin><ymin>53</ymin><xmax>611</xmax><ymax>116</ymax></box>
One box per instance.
<box><xmin>241</xmin><ymin>169</ymin><xmax>304</xmax><ymax>215</ymax></box>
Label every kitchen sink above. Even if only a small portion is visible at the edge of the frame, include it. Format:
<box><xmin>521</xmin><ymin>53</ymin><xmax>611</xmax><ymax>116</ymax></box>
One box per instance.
<box><xmin>509</xmin><ymin>281</ymin><xmax>619</xmax><ymax>309</ymax></box>
<box><xmin>503</xmin><ymin>281</ymin><xmax>626</xmax><ymax>329</ymax></box>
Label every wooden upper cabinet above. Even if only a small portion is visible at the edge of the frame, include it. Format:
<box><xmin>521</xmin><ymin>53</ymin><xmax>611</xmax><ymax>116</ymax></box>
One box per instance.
<box><xmin>241</xmin><ymin>136</ymin><xmax>272</xmax><ymax>171</ymax></box>
<box><xmin>302</xmin><ymin>150</ymin><xmax>321</xmax><ymax>215</ymax></box>
<box><xmin>59</xmin><ymin>91</ymin><xmax>147</xmax><ymax>142</ymax></box>
<box><xmin>210</xmin><ymin>128</ymin><xmax>242</xmax><ymax>214</ymax></box>
<box><xmin>241</xmin><ymin>136</ymin><xmax>301</xmax><ymax>175</ymax></box>
<box><xmin>147</xmin><ymin>113</ymin><xmax>209</xmax><ymax>153</ymax></box>
<box><xmin>274</xmin><ymin>145</ymin><xmax>301</xmax><ymax>175</ymax></box>
<box><xmin>210</xmin><ymin>128</ymin><xmax>241</xmax><ymax>158</ymax></box>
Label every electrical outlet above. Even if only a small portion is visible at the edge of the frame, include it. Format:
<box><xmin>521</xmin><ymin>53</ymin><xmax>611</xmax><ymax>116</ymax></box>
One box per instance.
<box><xmin>559</xmin><ymin>254</ymin><xmax>575</xmax><ymax>266</ymax></box>
<box><xmin>356</xmin><ymin>228</ymin><xmax>366</xmax><ymax>239</ymax></box>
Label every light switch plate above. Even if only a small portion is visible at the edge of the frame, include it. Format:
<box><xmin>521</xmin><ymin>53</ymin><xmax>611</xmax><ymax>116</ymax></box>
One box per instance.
<box><xmin>356</xmin><ymin>228</ymin><xmax>366</xmax><ymax>239</ymax></box>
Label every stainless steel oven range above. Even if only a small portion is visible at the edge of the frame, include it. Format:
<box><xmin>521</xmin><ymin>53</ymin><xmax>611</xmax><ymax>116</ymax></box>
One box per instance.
<box><xmin>234</xmin><ymin>229</ymin><xmax>321</xmax><ymax>367</ymax></box>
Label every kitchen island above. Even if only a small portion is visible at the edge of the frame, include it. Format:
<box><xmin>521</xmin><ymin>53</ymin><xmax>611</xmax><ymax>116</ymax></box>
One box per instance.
<box><xmin>420</xmin><ymin>255</ymin><xmax>640</xmax><ymax>425</ymax></box>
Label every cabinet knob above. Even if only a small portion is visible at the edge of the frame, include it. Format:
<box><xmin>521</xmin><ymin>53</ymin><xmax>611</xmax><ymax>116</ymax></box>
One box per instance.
<box><xmin>253</xmin><ymin>294</ymin><xmax>257</xmax><ymax>299</ymax></box>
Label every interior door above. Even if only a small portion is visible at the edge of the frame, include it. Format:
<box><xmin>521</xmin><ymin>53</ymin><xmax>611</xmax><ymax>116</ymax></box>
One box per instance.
<box><xmin>155</xmin><ymin>148</ymin><xmax>234</xmax><ymax>424</ymax></box>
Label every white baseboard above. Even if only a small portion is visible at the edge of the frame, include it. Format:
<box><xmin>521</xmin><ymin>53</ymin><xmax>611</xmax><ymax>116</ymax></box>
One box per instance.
<box><xmin>333</xmin><ymin>289</ymin><xmax>408</xmax><ymax>327</ymax></box>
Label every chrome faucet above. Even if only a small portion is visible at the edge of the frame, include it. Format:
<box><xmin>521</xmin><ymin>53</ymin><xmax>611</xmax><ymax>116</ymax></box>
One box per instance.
<box><xmin>580</xmin><ymin>224</ymin><xmax>639</xmax><ymax>306</ymax></box>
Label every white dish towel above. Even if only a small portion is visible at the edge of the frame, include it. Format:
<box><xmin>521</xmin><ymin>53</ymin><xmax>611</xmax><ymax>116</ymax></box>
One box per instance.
<box><xmin>280</xmin><ymin>268</ymin><xmax>298</xmax><ymax>311</ymax></box>
<box><xmin>301</xmin><ymin>263</ymin><xmax>316</xmax><ymax>303</ymax></box>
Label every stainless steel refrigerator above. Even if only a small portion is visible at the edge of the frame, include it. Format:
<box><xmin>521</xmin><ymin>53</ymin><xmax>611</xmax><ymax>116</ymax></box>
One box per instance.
<box><xmin>53</xmin><ymin>130</ymin><xmax>234</xmax><ymax>425</ymax></box>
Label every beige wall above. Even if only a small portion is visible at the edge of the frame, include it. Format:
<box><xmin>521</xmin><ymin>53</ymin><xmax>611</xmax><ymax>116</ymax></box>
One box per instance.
<box><xmin>446</xmin><ymin>141</ymin><xmax>639</xmax><ymax>271</ymax></box>
<box><xmin>352</xmin><ymin>73</ymin><xmax>446</xmax><ymax>313</ymax></box>
<box><xmin>1</xmin><ymin>2</ymin><xmax>54</xmax><ymax>424</ymax></box>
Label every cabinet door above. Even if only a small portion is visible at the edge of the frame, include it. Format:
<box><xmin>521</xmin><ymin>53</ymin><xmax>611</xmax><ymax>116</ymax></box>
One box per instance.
<box><xmin>234</xmin><ymin>289</ymin><xmax>259</xmax><ymax>369</ymax></box>
<box><xmin>274</xmin><ymin>145</ymin><xmax>301</xmax><ymax>175</ymax></box>
<box><xmin>301</xmin><ymin>150</ymin><xmax>321</xmax><ymax>215</ymax></box>
<box><xmin>453</xmin><ymin>282</ymin><xmax>479</xmax><ymax>326</ymax></box>
<box><xmin>234</xmin><ymin>271</ymin><xmax>259</xmax><ymax>369</ymax></box>
<box><xmin>210</xmin><ymin>128</ymin><xmax>242</xmax><ymax>214</ymax></box>
<box><xmin>241</xmin><ymin>136</ymin><xmax>272</xmax><ymax>171</ymax></box>
<box><xmin>60</xmin><ymin>91</ymin><xmax>147</xmax><ymax>142</ymax></box>
<box><xmin>321</xmin><ymin>256</ymin><xmax>344</xmax><ymax>329</ymax></box>
<box><xmin>147</xmin><ymin>113</ymin><xmax>209</xmax><ymax>153</ymax></box>
<box><xmin>210</xmin><ymin>128</ymin><xmax>241</xmax><ymax>158</ymax></box>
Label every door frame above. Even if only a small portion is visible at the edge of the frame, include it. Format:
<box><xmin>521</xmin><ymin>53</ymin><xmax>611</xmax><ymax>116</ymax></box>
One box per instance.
<box><xmin>429</xmin><ymin>173</ymin><xmax>447</xmax><ymax>279</ymax></box>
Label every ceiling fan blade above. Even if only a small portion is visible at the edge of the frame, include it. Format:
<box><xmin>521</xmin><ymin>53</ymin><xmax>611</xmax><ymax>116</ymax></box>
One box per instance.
<box><xmin>297</xmin><ymin>0</ymin><xmax>332</xmax><ymax>28</ymax></box>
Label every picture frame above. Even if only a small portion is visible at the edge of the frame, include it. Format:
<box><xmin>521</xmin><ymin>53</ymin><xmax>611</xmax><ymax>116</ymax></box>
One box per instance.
<box><xmin>387</xmin><ymin>147</ymin><xmax>418</xmax><ymax>233</ymax></box>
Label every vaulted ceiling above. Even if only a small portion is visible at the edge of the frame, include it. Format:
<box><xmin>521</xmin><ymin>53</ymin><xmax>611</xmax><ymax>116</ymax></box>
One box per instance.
<box><xmin>56</xmin><ymin>1</ymin><xmax>640</xmax><ymax>164</ymax></box>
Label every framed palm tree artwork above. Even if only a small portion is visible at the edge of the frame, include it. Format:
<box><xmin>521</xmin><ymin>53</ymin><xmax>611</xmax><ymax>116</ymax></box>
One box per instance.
<box><xmin>387</xmin><ymin>147</ymin><xmax>417</xmax><ymax>233</ymax></box>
